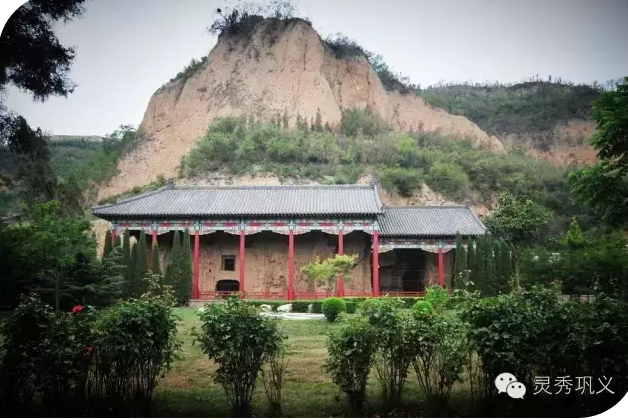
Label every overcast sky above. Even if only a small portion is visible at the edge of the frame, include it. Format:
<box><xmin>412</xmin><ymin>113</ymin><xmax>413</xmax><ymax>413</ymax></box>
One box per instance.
<box><xmin>4</xmin><ymin>0</ymin><xmax>628</xmax><ymax>136</ymax></box>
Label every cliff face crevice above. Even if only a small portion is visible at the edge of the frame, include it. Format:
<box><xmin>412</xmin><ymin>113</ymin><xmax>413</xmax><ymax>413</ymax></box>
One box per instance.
<box><xmin>99</xmin><ymin>18</ymin><xmax>503</xmax><ymax>198</ymax></box>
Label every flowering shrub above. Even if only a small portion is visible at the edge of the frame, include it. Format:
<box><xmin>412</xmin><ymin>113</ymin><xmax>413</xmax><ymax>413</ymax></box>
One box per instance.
<box><xmin>0</xmin><ymin>294</ymin><xmax>94</xmax><ymax>415</ymax></box>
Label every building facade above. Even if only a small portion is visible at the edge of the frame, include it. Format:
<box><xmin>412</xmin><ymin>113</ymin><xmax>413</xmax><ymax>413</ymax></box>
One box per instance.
<box><xmin>92</xmin><ymin>182</ymin><xmax>486</xmax><ymax>300</ymax></box>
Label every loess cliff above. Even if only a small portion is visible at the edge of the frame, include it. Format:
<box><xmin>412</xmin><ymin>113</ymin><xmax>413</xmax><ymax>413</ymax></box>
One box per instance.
<box><xmin>99</xmin><ymin>18</ymin><xmax>503</xmax><ymax>198</ymax></box>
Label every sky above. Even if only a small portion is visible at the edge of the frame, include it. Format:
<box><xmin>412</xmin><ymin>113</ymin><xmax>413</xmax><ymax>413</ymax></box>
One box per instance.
<box><xmin>4</xmin><ymin>0</ymin><xmax>628</xmax><ymax>136</ymax></box>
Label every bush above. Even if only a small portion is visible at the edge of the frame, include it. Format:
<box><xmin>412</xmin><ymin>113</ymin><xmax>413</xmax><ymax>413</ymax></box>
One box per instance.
<box><xmin>260</xmin><ymin>344</ymin><xmax>288</xmax><ymax>416</ymax></box>
<box><xmin>424</xmin><ymin>285</ymin><xmax>449</xmax><ymax>313</ymax></box>
<box><xmin>358</xmin><ymin>297</ymin><xmax>416</xmax><ymax>407</ymax></box>
<box><xmin>322</xmin><ymin>297</ymin><xmax>346</xmax><ymax>322</ymax></box>
<box><xmin>88</xmin><ymin>298</ymin><xmax>180</xmax><ymax>415</ymax></box>
<box><xmin>324</xmin><ymin>315</ymin><xmax>379</xmax><ymax>415</ymax></box>
<box><xmin>412</xmin><ymin>300</ymin><xmax>434</xmax><ymax>318</ymax></box>
<box><xmin>340</xmin><ymin>107</ymin><xmax>390</xmax><ymax>137</ymax></box>
<box><xmin>0</xmin><ymin>294</ymin><xmax>94</xmax><ymax>415</ymax></box>
<box><xmin>193</xmin><ymin>296</ymin><xmax>284</xmax><ymax>416</ymax></box>
<box><xmin>427</xmin><ymin>162</ymin><xmax>470</xmax><ymax>200</ymax></box>
<box><xmin>345</xmin><ymin>300</ymin><xmax>357</xmax><ymax>314</ymax></box>
<box><xmin>291</xmin><ymin>301</ymin><xmax>310</xmax><ymax>312</ymax></box>
<box><xmin>378</xmin><ymin>166</ymin><xmax>423</xmax><ymax>197</ymax></box>
<box><xmin>412</xmin><ymin>315</ymin><xmax>469</xmax><ymax>409</ymax></box>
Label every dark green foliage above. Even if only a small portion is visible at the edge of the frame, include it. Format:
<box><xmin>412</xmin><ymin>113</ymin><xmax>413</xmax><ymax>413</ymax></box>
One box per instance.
<box><xmin>344</xmin><ymin>300</ymin><xmax>357</xmax><ymax>314</ymax></box>
<box><xmin>128</xmin><ymin>243</ymin><xmax>138</xmax><ymax>297</ymax></box>
<box><xmin>321</xmin><ymin>297</ymin><xmax>346</xmax><ymax>322</ymax></box>
<box><xmin>452</xmin><ymin>234</ymin><xmax>468</xmax><ymax>288</ymax></box>
<box><xmin>459</xmin><ymin>286</ymin><xmax>628</xmax><ymax>401</ymax></box>
<box><xmin>359</xmin><ymin>297</ymin><xmax>415</xmax><ymax>407</ymax></box>
<box><xmin>121</xmin><ymin>228</ymin><xmax>131</xmax><ymax>270</ymax></box>
<box><xmin>521</xmin><ymin>232</ymin><xmax>628</xmax><ymax>299</ymax></box>
<box><xmin>91</xmin><ymin>247</ymin><xmax>126</xmax><ymax>306</ymax></box>
<box><xmin>290</xmin><ymin>301</ymin><xmax>310</xmax><ymax>312</ymax></box>
<box><xmin>151</xmin><ymin>242</ymin><xmax>162</xmax><ymax>275</ymax></box>
<box><xmin>324</xmin><ymin>315</ymin><xmax>378</xmax><ymax>415</ymax></box>
<box><xmin>412</xmin><ymin>315</ymin><xmax>468</xmax><ymax>408</ymax></box>
<box><xmin>193</xmin><ymin>296</ymin><xmax>284</xmax><ymax>416</ymax></box>
<box><xmin>418</xmin><ymin>78</ymin><xmax>602</xmax><ymax>139</ymax></box>
<box><xmin>323</xmin><ymin>33</ymin><xmax>367</xmax><ymax>59</ymax></box>
<box><xmin>0</xmin><ymin>0</ymin><xmax>88</xmax><ymax>101</ymax></box>
<box><xmin>423</xmin><ymin>285</ymin><xmax>449</xmax><ymax>312</ymax></box>
<box><xmin>134</xmin><ymin>231</ymin><xmax>148</xmax><ymax>296</ymax></box>
<box><xmin>570</xmin><ymin>77</ymin><xmax>628</xmax><ymax>228</ymax></box>
<box><xmin>88</xmin><ymin>298</ymin><xmax>181</xmax><ymax>416</ymax></box>
<box><xmin>102</xmin><ymin>230</ymin><xmax>112</xmax><ymax>257</ymax></box>
<box><xmin>165</xmin><ymin>230</ymin><xmax>192</xmax><ymax>306</ymax></box>
<box><xmin>0</xmin><ymin>294</ymin><xmax>94</xmax><ymax>415</ymax></box>
<box><xmin>114</xmin><ymin>233</ymin><xmax>121</xmax><ymax>248</ymax></box>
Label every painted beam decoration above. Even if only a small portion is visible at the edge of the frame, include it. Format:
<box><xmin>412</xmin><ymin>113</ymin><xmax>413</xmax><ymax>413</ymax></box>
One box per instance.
<box><xmin>378</xmin><ymin>238</ymin><xmax>474</xmax><ymax>253</ymax></box>
<box><xmin>110</xmin><ymin>218</ymin><xmax>379</xmax><ymax>234</ymax></box>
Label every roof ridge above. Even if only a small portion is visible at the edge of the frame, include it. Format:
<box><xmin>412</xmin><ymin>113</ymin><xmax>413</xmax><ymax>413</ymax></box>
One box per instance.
<box><xmin>172</xmin><ymin>184</ymin><xmax>372</xmax><ymax>190</ymax></box>
<box><xmin>382</xmin><ymin>205</ymin><xmax>469</xmax><ymax>209</ymax></box>
<box><xmin>113</xmin><ymin>186</ymin><xmax>169</xmax><ymax>205</ymax></box>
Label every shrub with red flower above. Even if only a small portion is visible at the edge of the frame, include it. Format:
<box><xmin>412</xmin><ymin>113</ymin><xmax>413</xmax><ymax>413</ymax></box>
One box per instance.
<box><xmin>86</xmin><ymin>346</ymin><xmax>93</xmax><ymax>354</ymax></box>
<box><xmin>71</xmin><ymin>305</ymin><xmax>84</xmax><ymax>314</ymax></box>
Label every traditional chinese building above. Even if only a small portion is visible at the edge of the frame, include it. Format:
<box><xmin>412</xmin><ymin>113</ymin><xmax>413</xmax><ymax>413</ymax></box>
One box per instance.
<box><xmin>91</xmin><ymin>181</ymin><xmax>486</xmax><ymax>300</ymax></box>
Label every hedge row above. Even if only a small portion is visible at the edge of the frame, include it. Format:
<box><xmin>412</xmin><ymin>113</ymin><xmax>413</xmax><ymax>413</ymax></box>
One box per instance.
<box><xmin>245</xmin><ymin>299</ymin><xmax>358</xmax><ymax>314</ymax></box>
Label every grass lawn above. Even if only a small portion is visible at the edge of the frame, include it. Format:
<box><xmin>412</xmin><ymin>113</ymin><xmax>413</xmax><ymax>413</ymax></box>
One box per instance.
<box><xmin>151</xmin><ymin>307</ymin><xmax>472</xmax><ymax>418</ymax></box>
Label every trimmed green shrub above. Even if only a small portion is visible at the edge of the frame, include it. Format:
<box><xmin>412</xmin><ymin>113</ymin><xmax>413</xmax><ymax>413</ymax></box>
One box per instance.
<box><xmin>412</xmin><ymin>300</ymin><xmax>434</xmax><ymax>318</ymax></box>
<box><xmin>322</xmin><ymin>297</ymin><xmax>346</xmax><ymax>322</ymax></box>
<box><xmin>345</xmin><ymin>300</ymin><xmax>357</xmax><ymax>314</ymax></box>
<box><xmin>291</xmin><ymin>301</ymin><xmax>310</xmax><ymax>313</ymax></box>
<box><xmin>193</xmin><ymin>296</ymin><xmax>284</xmax><ymax>416</ymax></box>
<box><xmin>324</xmin><ymin>315</ymin><xmax>379</xmax><ymax>415</ymax></box>
<box><xmin>424</xmin><ymin>285</ymin><xmax>449</xmax><ymax>313</ymax></box>
<box><xmin>88</xmin><ymin>298</ymin><xmax>180</xmax><ymax>416</ymax></box>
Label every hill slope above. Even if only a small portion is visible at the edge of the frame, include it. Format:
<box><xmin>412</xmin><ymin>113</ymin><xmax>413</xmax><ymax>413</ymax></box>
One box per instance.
<box><xmin>99</xmin><ymin>17</ymin><xmax>503</xmax><ymax>198</ymax></box>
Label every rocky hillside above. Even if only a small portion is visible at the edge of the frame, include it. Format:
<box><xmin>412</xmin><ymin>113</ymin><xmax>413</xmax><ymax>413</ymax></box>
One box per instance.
<box><xmin>100</xmin><ymin>17</ymin><xmax>503</xmax><ymax>198</ymax></box>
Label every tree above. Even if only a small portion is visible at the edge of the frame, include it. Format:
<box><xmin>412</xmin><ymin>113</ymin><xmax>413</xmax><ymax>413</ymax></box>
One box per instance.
<box><xmin>570</xmin><ymin>78</ymin><xmax>628</xmax><ymax>228</ymax></box>
<box><xmin>561</xmin><ymin>217</ymin><xmax>585</xmax><ymax>250</ymax></box>
<box><xmin>301</xmin><ymin>254</ymin><xmax>359</xmax><ymax>294</ymax></box>
<box><xmin>314</xmin><ymin>108</ymin><xmax>323</xmax><ymax>132</ymax></box>
<box><xmin>0</xmin><ymin>0</ymin><xmax>89</xmax><ymax>100</ymax></box>
<box><xmin>103</xmin><ymin>229</ymin><xmax>113</xmax><ymax>258</ymax></box>
<box><xmin>134</xmin><ymin>231</ymin><xmax>148</xmax><ymax>296</ymax></box>
<box><xmin>16</xmin><ymin>201</ymin><xmax>94</xmax><ymax>310</ymax></box>
<box><xmin>151</xmin><ymin>242</ymin><xmax>162</xmax><ymax>276</ymax></box>
<box><xmin>128</xmin><ymin>243</ymin><xmax>137</xmax><ymax>297</ymax></box>
<box><xmin>176</xmin><ymin>229</ymin><xmax>193</xmax><ymax>305</ymax></box>
<box><xmin>122</xmin><ymin>228</ymin><xmax>131</xmax><ymax>270</ymax></box>
<box><xmin>452</xmin><ymin>233</ymin><xmax>468</xmax><ymax>289</ymax></box>
<box><xmin>282</xmin><ymin>110</ymin><xmax>289</xmax><ymax>130</ymax></box>
<box><xmin>90</xmin><ymin>246</ymin><xmax>126</xmax><ymax>306</ymax></box>
<box><xmin>484</xmin><ymin>193</ymin><xmax>552</xmax><ymax>284</ymax></box>
<box><xmin>165</xmin><ymin>231</ymin><xmax>181</xmax><ymax>287</ymax></box>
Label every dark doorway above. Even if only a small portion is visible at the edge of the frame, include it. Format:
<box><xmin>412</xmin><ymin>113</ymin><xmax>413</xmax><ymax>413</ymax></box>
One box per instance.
<box><xmin>216</xmin><ymin>279</ymin><xmax>240</xmax><ymax>292</ymax></box>
<box><xmin>396</xmin><ymin>249</ymin><xmax>426</xmax><ymax>292</ymax></box>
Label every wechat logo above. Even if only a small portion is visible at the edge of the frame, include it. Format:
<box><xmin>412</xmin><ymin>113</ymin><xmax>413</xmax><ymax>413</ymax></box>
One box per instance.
<box><xmin>495</xmin><ymin>372</ymin><xmax>527</xmax><ymax>399</ymax></box>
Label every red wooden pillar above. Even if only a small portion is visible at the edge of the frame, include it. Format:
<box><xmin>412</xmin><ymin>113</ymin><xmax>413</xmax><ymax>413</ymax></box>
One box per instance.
<box><xmin>239</xmin><ymin>230</ymin><xmax>246</xmax><ymax>298</ymax></box>
<box><xmin>193</xmin><ymin>231</ymin><xmax>200</xmax><ymax>299</ymax></box>
<box><xmin>337</xmin><ymin>231</ymin><xmax>345</xmax><ymax>297</ymax></box>
<box><xmin>438</xmin><ymin>247</ymin><xmax>445</xmax><ymax>288</ymax></box>
<box><xmin>372</xmin><ymin>231</ymin><xmax>380</xmax><ymax>297</ymax></box>
<box><xmin>288</xmin><ymin>230</ymin><xmax>295</xmax><ymax>300</ymax></box>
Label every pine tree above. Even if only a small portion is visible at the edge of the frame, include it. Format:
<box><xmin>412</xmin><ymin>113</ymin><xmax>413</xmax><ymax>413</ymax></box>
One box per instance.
<box><xmin>176</xmin><ymin>229</ymin><xmax>193</xmax><ymax>305</ymax></box>
<box><xmin>324</xmin><ymin>121</ymin><xmax>332</xmax><ymax>132</ymax></box>
<box><xmin>166</xmin><ymin>231</ymin><xmax>182</xmax><ymax>287</ymax></box>
<box><xmin>314</xmin><ymin>108</ymin><xmax>323</xmax><ymax>132</ymax></box>
<box><xmin>96</xmin><ymin>246</ymin><xmax>126</xmax><ymax>305</ymax></box>
<box><xmin>497</xmin><ymin>239</ymin><xmax>513</xmax><ymax>294</ymax></box>
<box><xmin>467</xmin><ymin>239</ymin><xmax>477</xmax><ymax>289</ymax></box>
<box><xmin>128</xmin><ymin>242</ymin><xmax>138</xmax><ymax>297</ymax></box>
<box><xmin>296</xmin><ymin>114</ymin><xmax>308</xmax><ymax>132</ymax></box>
<box><xmin>114</xmin><ymin>234</ymin><xmax>121</xmax><ymax>248</ymax></box>
<box><xmin>122</xmin><ymin>228</ymin><xmax>131</xmax><ymax>270</ymax></box>
<box><xmin>151</xmin><ymin>242</ymin><xmax>162</xmax><ymax>276</ymax></box>
<box><xmin>452</xmin><ymin>233</ymin><xmax>468</xmax><ymax>288</ymax></box>
<box><xmin>103</xmin><ymin>229</ymin><xmax>113</xmax><ymax>258</ymax></box>
<box><xmin>134</xmin><ymin>231</ymin><xmax>148</xmax><ymax>296</ymax></box>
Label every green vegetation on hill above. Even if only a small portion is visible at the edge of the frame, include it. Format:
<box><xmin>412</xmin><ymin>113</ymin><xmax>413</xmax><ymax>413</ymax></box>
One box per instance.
<box><xmin>418</xmin><ymin>77</ymin><xmax>604</xmax><ymax>148</ymax></box>
<box><xmin>179</xmin><ymin>112</ymin><xmax>598</xmax><ymax>237</ymax></box>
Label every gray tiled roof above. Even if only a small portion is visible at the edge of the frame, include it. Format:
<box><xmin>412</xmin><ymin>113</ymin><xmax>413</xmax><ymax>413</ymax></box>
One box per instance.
<box><xmin>92</xmin><ymin>184</ymin><xmax>384</xmax><ymax>218</ymax></box>
<box><xmin>378</xmin><ymin>206</ymin><xmax>486</xmax><ymax>237</ymax></box>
